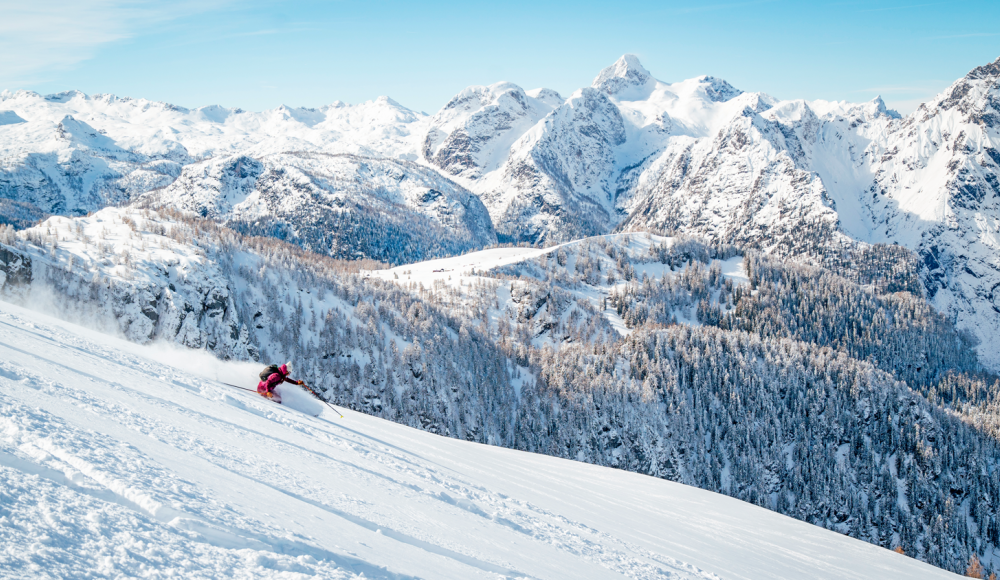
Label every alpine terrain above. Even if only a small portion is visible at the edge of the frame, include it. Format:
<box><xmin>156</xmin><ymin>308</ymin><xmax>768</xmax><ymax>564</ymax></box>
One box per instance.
<box><xmin>0</xmin><ymin>298</ymin><xmax>955</xmax><ymax>579</ymax></box>
<box><xmin>2</xmin><ymin>55</ymin><xmax>1000</xmax><ymax>577</ymax></box>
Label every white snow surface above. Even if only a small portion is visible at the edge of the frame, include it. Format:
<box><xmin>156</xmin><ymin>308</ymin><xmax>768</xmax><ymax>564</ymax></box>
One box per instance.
<box><xmin>371</xmin><ymin>245</ymin><xmax>558</xmax><ymax>287</ymax></box>
<box><xmin>0</xmin><ymin>91</ymin><xmax>429</xmax><ymax>161</ymax></box>
<box><xmin>0</xmin><ymin>300</ymin><xmax>951</xmax><ymax>579</ymax></box>
<box><xmin>371</xmin><ymin>234</ymin><xmax>748</xmax><ymax>344</ymax></box>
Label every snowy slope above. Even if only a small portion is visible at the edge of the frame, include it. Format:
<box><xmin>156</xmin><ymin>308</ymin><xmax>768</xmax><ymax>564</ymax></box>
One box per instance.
<box><xmin>370</xmin><ymin>233</ymin><xmax>746</xmax><ymax>347</ymax></box>
<box><xmin>0</xmin><ymin>300</ymin><xmax>954</xmax><ymax>579</ymax></box>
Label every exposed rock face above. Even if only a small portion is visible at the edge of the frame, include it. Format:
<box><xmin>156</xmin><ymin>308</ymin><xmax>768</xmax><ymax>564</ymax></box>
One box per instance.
<box><xmin>0</xmin><ymin>244</ymin><xmax>31</xmax><ymax>292</ymax></box>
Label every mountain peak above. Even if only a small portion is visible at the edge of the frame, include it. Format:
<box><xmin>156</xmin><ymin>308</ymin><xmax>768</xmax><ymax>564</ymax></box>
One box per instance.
<box><xmin>592</xmin><ymin>54</ymin><xmax>652</xmax><ymax>95</ymax></box>
<box><xmin>374</xmin><ymin>95</ymin><xmax>401</xmax><ymax>107</ymax></box>
<box><xmin>869</xmin><ymin>94</ymin><xmax>889</xmax><ymax>114</ymax></box>
<box><xmin>696</xmin><ymin>75</ymin><xmax>743</xmax><ymax>102</ymax></box>
<box><xmin>856</xmin><ymin>95</ymin><xmax>901</xmax><ymax>120</ymax></box>
<box><xmin>965</xmin><ymin>55</ymin><xmax>1000</xmax><ymax>81</ymax></box>
<box><xmin>931</xmin><ymin>56</ymin><xmax>1000</xmax><ymax>118</ymax></box>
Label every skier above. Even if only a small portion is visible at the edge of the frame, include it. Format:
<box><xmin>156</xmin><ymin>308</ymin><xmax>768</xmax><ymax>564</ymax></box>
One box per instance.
<box><xmin>257</xmin><ymin>362</ymin><xmax>303</xmax><ymax>404</ymax></box>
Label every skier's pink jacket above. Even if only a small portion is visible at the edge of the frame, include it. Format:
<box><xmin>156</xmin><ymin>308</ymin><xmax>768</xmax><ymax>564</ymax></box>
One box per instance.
<box><xmin>257</xmin><ymin>364</ymin><xmax>297</xmax><ymax>394</ymax></box>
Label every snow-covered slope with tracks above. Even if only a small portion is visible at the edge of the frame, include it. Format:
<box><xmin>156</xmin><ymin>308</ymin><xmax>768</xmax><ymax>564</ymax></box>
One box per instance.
<box><xmin>0</xmin><ymin>300</ymin><xmax>953</xmax><ymax>579</ymax></box>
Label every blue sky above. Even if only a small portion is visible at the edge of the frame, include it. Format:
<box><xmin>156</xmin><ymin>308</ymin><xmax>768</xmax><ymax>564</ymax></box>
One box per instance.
<box><xmin>1</xmin><ymin>0</ymin><xmax>998</xmax><ymax>114</ymax></box>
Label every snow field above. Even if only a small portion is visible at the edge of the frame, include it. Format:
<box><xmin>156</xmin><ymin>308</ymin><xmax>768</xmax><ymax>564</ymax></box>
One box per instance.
<box><xmin>0</xmin><ymin>300</ymin><xmax>953</xmax><ymax>579</ymax></box>
<box><xmin>369</xmin><ymin>233</ymin><xmax>747</xmax><ymax>344</ymax></box>
<box><xmin>0</xmin><ymin>90</ymin><xmax>430</xmax><ymax>161</ymax></box>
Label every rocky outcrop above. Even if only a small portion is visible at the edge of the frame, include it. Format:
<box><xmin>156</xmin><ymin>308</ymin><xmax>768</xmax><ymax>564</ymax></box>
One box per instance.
<box><xmin>0</xmin><ymin>244</ymin><xmax>31</xmax><ymax>293</ymax></box>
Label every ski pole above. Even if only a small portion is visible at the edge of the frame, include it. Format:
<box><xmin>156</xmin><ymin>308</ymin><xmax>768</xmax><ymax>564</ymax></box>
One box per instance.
<box><xmin>219</xmin><ymin>381</ymin><xmax>257</xmax><ymax>393</ymax></box>
<box><xmin>219</xmin><ymin>381</ymin><xmax>287</xmax><ymax>404</ymax></box>
<box><xmin>300</xmin><ymin>382</ymin><xmax>344</xmax><ymax>419</ymax></box>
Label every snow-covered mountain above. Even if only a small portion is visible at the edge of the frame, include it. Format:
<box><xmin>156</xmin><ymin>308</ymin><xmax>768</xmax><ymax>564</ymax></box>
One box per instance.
<box><xmin>0</xmin><ymin>89</ymin><xmax>512</xmax><ymax>264</ymax></box>
<box><xmin>0</xmin><ymin>298</ymin><xmax>959</xmax><ymax>579</ymax></box>
<box><xmin>4</xmin><ymin>57</ymin><xmax>1000</xmax><ymax>361</ymax></box>
<box><xmin>857</xmin><ymin>59</ymin><xmax>1000</xmax><ymax>369</ymax></box>
<box><xmin>149</xmin><ymin>152</ymin><xmax>496</xmax><ymax>264</ymax></box>
<box><xmin>419</xmin><ymin>54</ymin><xmax>1000</xmax><ymax>367</ymax></box>
<box><xmin>423</xmin><ymin>83</ymin><xmax>563</xmax><ymax>181</ymax></box>
<box><xmin>423</xmin><ymin>78</ymin><xmax>625</xmax><ymax>242</ymax></box>
<box><xmin>425</xmin><ymin>55</ymin><xmax>778</xmax><ymax>245</ymax></box>
<box><xmin>0</xmin><ymin>90</ymin><xmax>432</xmax><ymax>243</ymax></box>
<box><xmin>612</xmin><ymin>57</ymin><xmax>1000</xmax><ymax>368</ymax></box>
<box><xmin>0</xmin><ymin>89</ymin><xmax>428</xmax><ymax>164</ymax></box>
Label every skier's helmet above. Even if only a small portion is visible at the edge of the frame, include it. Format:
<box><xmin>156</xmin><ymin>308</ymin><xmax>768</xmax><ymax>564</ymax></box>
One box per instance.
<box><xmin>285</xmin><ymin>361</ymin><xmax>293</xmax><ymax>374</ymax></box>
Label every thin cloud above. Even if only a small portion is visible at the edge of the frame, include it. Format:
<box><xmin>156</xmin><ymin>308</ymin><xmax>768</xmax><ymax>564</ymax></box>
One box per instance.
<box><xmin>0</xmin><ymin>0</ymin><xmax>232</xmax><ymax>88</ymax></box>
<box><xmin>162</xmin><ymin>25</ymin><xmax>322</xmax><ymax>48</ymax></box>
<box><xmin>226</xmin><ymin>27</ymin><xmax>319</xmax><ymax>38</ymax></box>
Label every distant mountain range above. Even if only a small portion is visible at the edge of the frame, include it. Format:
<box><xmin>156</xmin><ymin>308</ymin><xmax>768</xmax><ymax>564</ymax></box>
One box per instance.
<box><xmin>2</xmin><ymin>55</ymin><xmax>1000</xmax><ymax>367</ymax></box>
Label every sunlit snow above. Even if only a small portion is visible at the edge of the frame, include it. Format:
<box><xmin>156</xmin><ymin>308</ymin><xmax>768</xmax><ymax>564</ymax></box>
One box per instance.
<box><xmin>0</xmin><ymin>300</ymin><xmax>952</xmax><ymax>579</ymax></box>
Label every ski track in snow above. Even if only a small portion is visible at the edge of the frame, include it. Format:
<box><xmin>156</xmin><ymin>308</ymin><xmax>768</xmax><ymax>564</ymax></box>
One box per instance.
<box><xmin>0</xmin><ymin>301</ymin><xmax>953</xmax><ymax>579</ymax></box>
